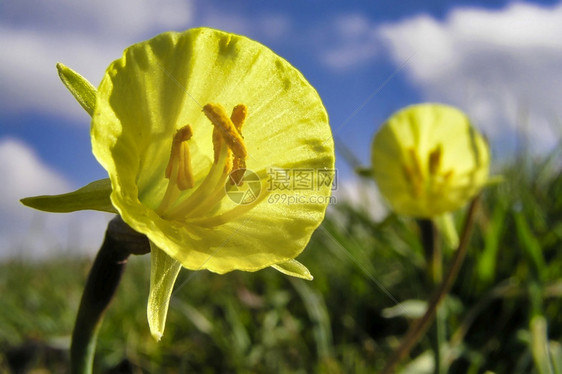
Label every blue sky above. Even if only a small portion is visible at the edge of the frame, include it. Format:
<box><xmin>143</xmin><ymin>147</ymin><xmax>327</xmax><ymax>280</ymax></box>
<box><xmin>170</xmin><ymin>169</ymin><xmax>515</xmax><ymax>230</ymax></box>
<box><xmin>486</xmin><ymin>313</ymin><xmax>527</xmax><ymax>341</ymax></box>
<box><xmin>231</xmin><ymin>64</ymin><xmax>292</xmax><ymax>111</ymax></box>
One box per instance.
<box><xmin>1</xmin><ymin>0</ymin><xmax>561</xmax><ymax>257</ymax></box>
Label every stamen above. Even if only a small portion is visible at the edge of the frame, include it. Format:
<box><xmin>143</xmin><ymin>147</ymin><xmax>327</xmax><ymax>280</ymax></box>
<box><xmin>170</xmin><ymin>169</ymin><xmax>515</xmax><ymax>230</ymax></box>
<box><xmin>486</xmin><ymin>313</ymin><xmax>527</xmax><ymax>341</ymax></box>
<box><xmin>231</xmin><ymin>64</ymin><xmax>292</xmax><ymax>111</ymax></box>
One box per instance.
<box><xmin>229</xmin><ymin>158</ymin><xmax>246</xmax><ymax>186</ymax></box>
<box><xmin>428</xmin><ymin>145</ymin><xmax>442</xmax><ymax>175</ymax></box>
<box><xmin>402</xmin><ymin>144</ymin><xmax>456</xmax><ymax>199</ymax></box>
<box><xmin>212</xmin><ymin>127</ymin><xmax>224</xmax><ymax>164</ymax></box>
<box><xmin>156</xmin><ymin>125</ymin><xmax>195</xmax><ymax>215</ymax></box>
<box><xmin>162</xmin><ymin>141</ymin><xmax>230</xmax><ymax>220</ymax></box>
<box><xmin>229</xmin><ymin>104</ymin><xmax>248</xmax><ymax>185</ymax></box>
<box><xmin>442</xmin><ymin>170</ymin><xmax>454</xmax><ymax>181</ymax></box>
<box><xmin>230</xmin><ymin>104</ymin><xmax>247</xmax><ymax>131</ymax></box>
<box><xmin>186</xmin><ymin>180</ymin><xmax>270</xmax><ymax>228</ymax></box>
<box><xmin>165</xmin><ymin>126</ymin><xmax>195</xmax><ymax>190</ymax></box>
<box><xmin>182</xmin><ymin>103</ymin><xmax>249</xmax><ymax>215</ymax></box>
<box><xmin>403</xmin><ymin>164</ymin><xmax>422</xmax><ymax>197</ymax></box>
<box><xmin>159</xmin><ymin>103</ymin><xmax>254</xmax><ymax>223</ymax></box>
<box><xmin>408</xmin><ymin>148</ymin><xmax>423</xmax><ymax>182</ymax></box>
<box><xmin>203</xmin><ymin>103</ymin><xmax>247</xmax><ymax>159</ymax></box>
<box><xmin>403</xmin><ymin>148</ymin><xmax>424</xmax><ymax>197</ymax></box>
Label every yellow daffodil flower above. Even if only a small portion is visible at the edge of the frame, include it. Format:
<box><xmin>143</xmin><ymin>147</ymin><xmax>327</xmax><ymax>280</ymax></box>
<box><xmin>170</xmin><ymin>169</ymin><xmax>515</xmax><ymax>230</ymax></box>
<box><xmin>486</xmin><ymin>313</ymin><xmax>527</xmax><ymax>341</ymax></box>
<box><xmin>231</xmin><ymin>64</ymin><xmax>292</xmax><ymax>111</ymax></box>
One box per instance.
<box><xmin>22</xmin><ymin>28</ymin><xmax>335</xmax><ymax>340</ymax></box>
<box><xmin>371</xmin><ymin>104</ymin><xmax>489</xmax><ymax>218</ymax></box>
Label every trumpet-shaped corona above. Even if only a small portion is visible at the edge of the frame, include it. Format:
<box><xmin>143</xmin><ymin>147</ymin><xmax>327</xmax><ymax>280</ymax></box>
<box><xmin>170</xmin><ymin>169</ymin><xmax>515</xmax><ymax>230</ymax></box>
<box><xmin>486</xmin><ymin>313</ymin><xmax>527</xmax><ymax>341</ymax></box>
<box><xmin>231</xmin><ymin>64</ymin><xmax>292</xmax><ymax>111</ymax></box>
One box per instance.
<box><xmin>24</xmin><ymin>28</ymin><xmax>335</xmax><ymax>341</ymax></box>
<box><xmin>92</xmin><ymin>28</ymin><xmax>334</xmax><ymax>339</ymax></box>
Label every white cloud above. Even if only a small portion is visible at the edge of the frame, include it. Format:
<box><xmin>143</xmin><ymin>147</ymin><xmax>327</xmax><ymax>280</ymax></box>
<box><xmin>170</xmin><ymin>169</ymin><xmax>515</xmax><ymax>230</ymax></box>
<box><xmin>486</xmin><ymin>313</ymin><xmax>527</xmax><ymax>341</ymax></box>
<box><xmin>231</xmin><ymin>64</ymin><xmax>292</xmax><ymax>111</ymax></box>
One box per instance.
<box><xmin>0</xmin><ymin>26</ymin><xmax>118</xmax><ymax>121</ymax></box>
<box><xmin>319</xmin><ymin>13</ymin><xmax>380</xmax><ymax>70</ymax></box>
<box><xmin>0</xmin><ymin>0</ymin><xmax>193</xmax><ymax>122</ymax></box>
<box><xmin>0</xmin><ymin>138</ymin><xmax>113</xmax><ymax>260</ymax></box>
<box><xmin>378</xmin><ymin>2</ymin><xmax>562</xmax><ymax>154</ymax></box>
<box><xmin>1</xmin><ymin>0</ymin><xmax>193</xmax><ymax>39</ymax></box>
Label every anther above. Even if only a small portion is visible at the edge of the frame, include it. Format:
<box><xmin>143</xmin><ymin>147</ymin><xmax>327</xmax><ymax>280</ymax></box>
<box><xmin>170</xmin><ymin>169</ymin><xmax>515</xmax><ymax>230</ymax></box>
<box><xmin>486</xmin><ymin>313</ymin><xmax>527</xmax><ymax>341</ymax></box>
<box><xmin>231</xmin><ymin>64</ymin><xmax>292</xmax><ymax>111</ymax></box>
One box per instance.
<box><xmin>212</xmin><ymin>127</ymin><xmax>224</xmax><ymax>164</ymax></box>
<box><xmin>203</xmin><ymin>103</ymin><xmax>247</xmax><ymax>159</ymax></box>
<box><xmin>229</xmin><ymin>104</ymin><xmax>248</xmax><ymax>185</ymax></box>
<box><xmin>230</xmin><ymin>104</ymin><xmax>247</xmax><ymax>131</ymax></box>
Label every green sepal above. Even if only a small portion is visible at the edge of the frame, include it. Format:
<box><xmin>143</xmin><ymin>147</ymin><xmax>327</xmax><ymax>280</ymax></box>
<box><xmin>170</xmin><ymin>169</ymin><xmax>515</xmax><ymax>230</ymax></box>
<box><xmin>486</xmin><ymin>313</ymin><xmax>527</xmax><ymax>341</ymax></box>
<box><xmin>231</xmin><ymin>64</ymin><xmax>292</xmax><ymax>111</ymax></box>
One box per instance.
<box><xmin>57</xmin><ymin>62</ymin><xmax>97</xmax><ymax>116</ymax></box>
<box><xmin>147</xmin><ymin>243</ymin><xmax>182</xmax><ymax>341</ymax></box>
<box><xmin>20</xmin><ymin>178</ymin><xmax>117</xmax><ymax>213</ymax></box>
<box><xmin>271</xmin><ymin>259</ymin><xmax>313</xmax><ymax>280</ymax></box>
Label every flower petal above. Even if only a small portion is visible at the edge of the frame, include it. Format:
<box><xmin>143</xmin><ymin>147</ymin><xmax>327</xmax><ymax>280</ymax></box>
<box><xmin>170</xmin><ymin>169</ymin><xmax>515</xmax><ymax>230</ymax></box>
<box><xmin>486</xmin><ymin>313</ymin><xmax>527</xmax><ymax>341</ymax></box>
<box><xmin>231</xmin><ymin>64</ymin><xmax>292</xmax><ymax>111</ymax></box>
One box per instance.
<box><xmin>20</xmin><ymin>178</ymin><xmax>116</xmax><ymax>213</ymax></box>
<box><xmin>147</xmin><ymin>242</ymin><xmax>182</xmax><ymax>341</ymax></box>
<box><xmin>57</xmin><ymin>63</ymin><xmax>97</xmax><ymax>116</ymax></box>
<box><xmin>271</xmin><ymin>259</ymin><xmax>313</xmax><ymax>280</ymax></box>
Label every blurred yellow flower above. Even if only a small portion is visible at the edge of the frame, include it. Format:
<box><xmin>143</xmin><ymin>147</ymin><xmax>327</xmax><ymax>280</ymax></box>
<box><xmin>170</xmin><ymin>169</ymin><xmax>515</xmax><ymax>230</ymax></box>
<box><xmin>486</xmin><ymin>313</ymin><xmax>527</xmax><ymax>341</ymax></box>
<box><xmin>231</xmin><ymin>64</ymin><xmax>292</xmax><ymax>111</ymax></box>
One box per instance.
<box><xmin>371</xmin><ymin>104</ymin><xmax>489</xmax><ymax>218</ymax></box>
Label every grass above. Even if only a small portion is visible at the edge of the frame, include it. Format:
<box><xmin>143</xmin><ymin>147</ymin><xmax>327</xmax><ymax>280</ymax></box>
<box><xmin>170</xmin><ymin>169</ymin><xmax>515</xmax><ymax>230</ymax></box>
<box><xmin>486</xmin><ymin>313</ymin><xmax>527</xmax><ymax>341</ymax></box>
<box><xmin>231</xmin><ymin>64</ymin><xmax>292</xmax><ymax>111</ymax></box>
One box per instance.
<box><xmin>1</xmin><ymin>154</ymin><xmax>561</xmax><ymax>373</ymax></box>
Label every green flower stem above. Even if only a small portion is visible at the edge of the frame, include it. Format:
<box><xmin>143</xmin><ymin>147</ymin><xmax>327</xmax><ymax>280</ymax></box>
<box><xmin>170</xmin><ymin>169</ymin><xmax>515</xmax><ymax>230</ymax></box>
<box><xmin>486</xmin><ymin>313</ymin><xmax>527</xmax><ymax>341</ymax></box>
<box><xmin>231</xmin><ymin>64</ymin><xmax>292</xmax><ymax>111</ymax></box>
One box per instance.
<box><xmin>418</xmin><ymin>218</ymin><xmax>444</xmax><ymax>374</ymax></box>
<box><xmin>71</xmin><ymin>216</ymin><xmax>150</xmax><ymax>374</ymax></box>
<box><xmin>381</xmin><ymin>196</ymin><xmax>481</xmax><ymax>374</ymax></box>
<box><xmin>418</xmin><ymin>219</ymin><xmax>442</xmax><ymax>285</ymax></box>
<box><xmin>435</xmin><ymin>306</ymin><xmax>446</xmax><ymax>374</ymax></box>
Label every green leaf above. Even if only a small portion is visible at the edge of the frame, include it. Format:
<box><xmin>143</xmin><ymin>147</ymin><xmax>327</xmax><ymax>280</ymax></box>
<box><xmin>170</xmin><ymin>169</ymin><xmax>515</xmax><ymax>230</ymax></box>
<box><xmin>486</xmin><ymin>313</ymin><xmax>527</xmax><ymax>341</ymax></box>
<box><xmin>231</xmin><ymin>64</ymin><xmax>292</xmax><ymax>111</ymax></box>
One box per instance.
<box><xmin>21</xmin><ymin>178</ymin><xmax>116</xmax><ymax>213</ymax></box>
<box><xmin>271</xmin><ymin>259</ymin><xmax>313</xmax><ymax>280</ymax></box>
<box><xmin>514</xmin><ymin>210</ymin><xmax>546</xmax><ymax>279</ymax></box>
<box><xmin>57</xmin><ymin>62</ymin><xmax>97</xmax><ymax>116</ymax></box>
<box><xmin>291</xmin><ymin>279</ymin><xmax>333</xmax><ymax>359</ymax></box>
<box><xmin>531</xmin><ymin>315</ymin><xmax>555</xmax><ymax>374</ymax></box>
<box><xmin>147</xmin><ymin>243</ymin><xmax>182</xmax><ymax>341</ymax></box>
<box><xmin>477</xmin><ymin>201</ymin><xmax>506</xmax><ymax>285</ymax></box>
<box><xmin>550</xmin><ymin>341</ymin><xmax>562</xmax><ymax>374</ymax></box>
